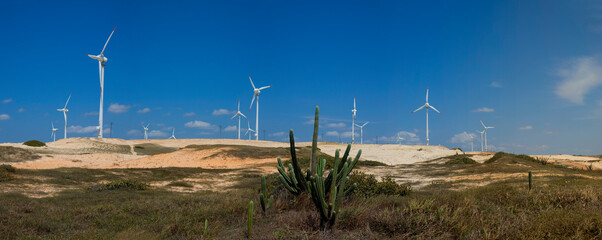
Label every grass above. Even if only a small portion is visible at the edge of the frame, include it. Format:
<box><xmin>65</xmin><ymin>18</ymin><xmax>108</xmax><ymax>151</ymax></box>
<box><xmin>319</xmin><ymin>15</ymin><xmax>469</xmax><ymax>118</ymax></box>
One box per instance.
<box><xmin>0</xmin><ymin>146</ymin><xmax>41</xmax><ymax>163</ymax></box>
<box><xmin>23</xmin><ymin>140</ymin><xmax>46</xmax><ymax>147</ymax></box>
<box><xmin>445</xmin><ymin>156</ymin><xmax>478</xmax><ymax>164</ymax></box>
<box><xmin>133</xmin><ymin>143</ymin><xmax>178</xmax><ymax>155</ymax></box>
<box><xmin>167</xmin><ymin>181</ymin><xmax>194</xmax><ymax>188</ymax></box>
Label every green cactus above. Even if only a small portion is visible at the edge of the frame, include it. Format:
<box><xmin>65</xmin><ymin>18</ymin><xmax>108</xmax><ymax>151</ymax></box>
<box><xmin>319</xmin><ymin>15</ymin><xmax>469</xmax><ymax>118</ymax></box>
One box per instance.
<box><xmin>310</xmin><ymin>106</ymin><xmax>319</xmax><ymax>176</ymax></box>
<box><xmin>529</xmin><ymin>171</ymin><xmax>533</xmax><ymax>191</ymax></box>
<box><xmin>248</xmin><ymin>200</ymin><xmax>253</xmax><ymax>238</ymax></box>
<box><xmin>203</xmin><ymin>219</ymin><xmax>208</xmax><ymax>239</ymax></box>
<box><xmin>259</xmin><ymin>175</ymin><xmax>273</xmax><ymax>212</ymax></box>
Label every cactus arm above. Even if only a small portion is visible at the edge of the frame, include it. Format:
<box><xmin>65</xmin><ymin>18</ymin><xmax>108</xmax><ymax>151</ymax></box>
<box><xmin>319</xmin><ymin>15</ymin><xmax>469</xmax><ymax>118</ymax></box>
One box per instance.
<box><xmin>279</xmin><ymin>175</ymin><xmax>299</xmax><ymax>194</ymax></box>
<box><xmin>289</xmin><ymin>130</ymin><xmax>307</xmax><ymax>190</ymax></box>
<box><xmin>248</xmin><ymin>201</ymin><xmax>253</xmax><ymax>237</ymax></box>
<box><xmin>310</xmin><ymin>106</ymin><xmax>319</xmax><ymax>176</ymax></box>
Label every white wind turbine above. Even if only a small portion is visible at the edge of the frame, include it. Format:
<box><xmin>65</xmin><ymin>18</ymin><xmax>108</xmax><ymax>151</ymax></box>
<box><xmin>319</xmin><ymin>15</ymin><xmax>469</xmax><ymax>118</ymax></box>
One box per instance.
<box><xmin>248</xmin><ymin>75</ymin><xmax>272</xmax><ymax>141</ymax></box>
<box><xmin>480</xmin><ymin>120</ymin><xmax>495</xmax><ymax>151</ymax></box>
<box><xmin>354</xmin><ymin>121</ymin><xmax>369</xmax><ymax>144</ymax></box>
<box><xmin>244</xmin><ymin>120</ymin><xmax>255</xmax><ymax>140</ymax></box>
<box><xmin>231</xmin><ymin>99</ymin><xmax>248</xmax><ymax>140</ymax></box>
<box><xmin>351</xmin><ymin>97</ymin><xmax>357</xmax><ymax>144</ymax></box>
<box><xmin>142</xmin><ymin>123</ymin><xmax>150</xmax><ymax>140</ymax></box>
<box><xmin>56</xmin><ymin>94</ymin><xmax>71</xmax><ymax>139</ymax></box>
<box><xmin>396</xmin><ymin>132</ymin><xmax>405</xmax><ymax>145</ymax></box>
<box><xmin>411</xmin><ymin>88</ymin><xmax>441</xmax><ymax>145</ymax></box>
<box><xmin>51</xmin><ymin>122</ymin><xmax>58</xmax><ymax>142</ymax></box>
<box><xmin>87</xmin><ymin>27</ymin><xmax>116</xmax><ymax>139</ymax></box>
<box><xmin>476</xmin><ymin>130</ymin><xmax>485</xmax><ymax>152</ymax></box>
<box><xmin>469</xmin><ymin>134</ymin><xmax>474</xmax><ymax>152</ymax></box>
<box><xmin>169</xmin><ymin>128</ymin><xmax>176</xmax><ymax>139</ymax></box>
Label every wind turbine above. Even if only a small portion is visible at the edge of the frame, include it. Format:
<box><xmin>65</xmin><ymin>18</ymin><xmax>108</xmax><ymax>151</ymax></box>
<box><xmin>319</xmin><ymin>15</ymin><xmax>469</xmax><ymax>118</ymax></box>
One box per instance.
<box><xmin>248</xmin><ymin>75</ymin><xmax>272</xmax><ymax>141</ymax></box>
<box><xmin>469</xmin><ymin>134</ymin><xmax>474</xmax><ymax>152</ymax></box>
<box><xmin>396</xmin><ymin>132</ymin><xmax>404</xmax><ymax>145</ymax></box>
<box><xmin>51</xmin><ymin>122</ymin><xmax>58</xmax><ymax>142</ymax></box>
<box><xmin>475</xmin><ymin>130</ymin><xmax>485</xmax><ymax>151</ymax></box>
<box><xmin>411</xmin><ymin>88</ymin><xmax>441</xmax><ymax>145</ymax></box>
<box><xmin>169</xmin><ymin>128</ymin><xmax>176</xmax><ymax>139</ymax></box>
<box><xmin>231</xmin><ymin>99</ymin><xmax>248</xmax><ymax>140</ymax></box>
<box><xmin>351</xmin><ymin>97</ymin><xmax>357</xmax><ymax>144</ymax></box>
<box><xmin>480</xmin><ymin>120</ymin><xmax>495</xmax><ymax>151</ymax></box>
<box><xmin>142</xmin><ymin>123</ymin><xmax>150</xmax><ymax>140</ymax></box>
<box><xmin>354</xmin><ymin>121</ymin><xmax>369</xmax><ymax>144</ymax></box>
<box><xmin>87</xmin><ymin>27</ymin><xmax>116</xmax><ymax>139</ymax></box>
<box><xmin>244</xmin><ymin>120</ymin><xmax>255</xmax><ymax>140</ymax></box>
<box><xmin>56</xmin><ymin>94</ymin><xmax>71</xmax><ymax>139</ymax></box>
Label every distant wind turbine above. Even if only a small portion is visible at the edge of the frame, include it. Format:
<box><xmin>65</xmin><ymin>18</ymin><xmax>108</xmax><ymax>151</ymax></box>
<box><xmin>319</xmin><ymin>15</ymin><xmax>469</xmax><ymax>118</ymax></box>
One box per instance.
<box><xmin>56</xmin><ymin>94</ymin><xmax>71</xmax><ymax>139</ymax></box>
<box><xmin>142</xmin><ymin>123</ymin><xmax>150</xmax><ymax>140</ymax></box>
<box><xmin>51</xmin><ymin>122</ymin><xmax>58</xmax><ymax>142</ymax></box>
<box><xmin>476</xmin><ymin>130</ymin><xmax>485</xmax><ymax>152</ymax></box>
<box><xmin>354</xmin><ymin>121</ymin><xmax>369</xmax><ymax>144</ymax></box>
<box><xmin>396</xmin><ymin>133</ymin><xmax>404</xmax><ymax>145</ymax></box>
<box><xmin>244</xmin><ymin>120</ymin><xmax>255</xmax><ymax>140</ymax></box>
<box><xmin>470</xmin><ymin>133</ymin><xmax>474</xmax><ymax>152</ymax></box>
<box><xmin>169</xmin><ymin>128</ymin><xmax>176</xmax><ymax>139</ymax></box>
<box><xmin>248</xmin><ymin>75</ymin><xmax>272</xmax><ymax>141</ymax></box>
<box><xmin>87</xmin><ymin>27</ymin><xmax>116</xmax><ymax>139</ymax></box>
<box><xmin>411</xmin><ymin>88</ymin><xmax>441</xmax><ymax>145</ymax></box>
<box><xmin>351</xmin><ymin>97</ymin><xmax>357</xmax><ymax>144</ymax></box>
<box><xmin>231</xmin><ymin>99</ymin><xmax>248</xmax><ymax>140</ymax></box>
<box><xmin>480</xmin><ymin>120</ymin><xmax>495</xmax><ymax>151</ymax></box>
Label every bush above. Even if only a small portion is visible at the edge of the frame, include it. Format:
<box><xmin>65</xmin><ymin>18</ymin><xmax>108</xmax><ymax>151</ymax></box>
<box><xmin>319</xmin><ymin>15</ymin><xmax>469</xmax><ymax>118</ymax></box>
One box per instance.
<box><xmin>90</xmin><ymin>179</ymin><xmax>149</xmax><ymax>191</ymax></box>
<box><xmin>0</xmin><ymin>164</ymin><xmax>16</xmax><ymax>181</ymax></box>
<box><xmin>23</xmin><ymin>140</ymin><xmax>46</xmax><ymax>147</ymax></box>
<box><xmin>348</xmin><ymin>172</ymin><xmax>411</xmax><ymax>198</ymax></box>
<box><xmin>445</xmin><ymin>156</ymin><xmax>477</xmax><ymax>164</ymax></box>
<box><xmin>485</xmin><ymin>152</ymin><xmax>505</xmax><ymax>163</ymax></box>
<box><xmin>167</xmin><ymin>181</ymin><xmax>193</xmax><ymax>188</ymax></box>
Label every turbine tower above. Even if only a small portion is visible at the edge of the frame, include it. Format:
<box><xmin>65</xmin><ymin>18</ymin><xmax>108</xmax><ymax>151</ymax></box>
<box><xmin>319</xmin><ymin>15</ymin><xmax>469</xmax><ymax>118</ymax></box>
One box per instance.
<box><xmin>411</xmin><ymin>88</ymin><xmax>441</xmax><ymax>145</ymax></box>
<box><xmin>476</xmin><ymin>130</ymin><xmax>485</xmax><ymax>152</ymax></box>
<box><xmin>244</xmin><ymin>120</ymin><xmax>255</xmax><ymax>140</ymax></box>
<box><xmin>351</xmin><ymin>97</ymin><xmax>357</xmax><ymax>144</ymax></box>
<box><xmin>469</xmin><ymin>133</ymin><xmax>474</xmax><ymax>152</ymax></box>
<box><xmin>354</xmin><ymin>121</ymin><xmax>369</xmax><ymax>144</ymax></box>
<box><xmin>231</xmin><ymin>99</ymin><xmax>248</xmax><ymax>140</ymax></box>
<box><xmin>51</xmin><ymin>122</ymin><xmax>58</xmax><ymax>142</ymax></box>
<box><xmin>169</xmin><ymin>128</ymin><xmax>176</xmax><ymax>139</ymax></box>
<box><xmin>87</xmin><ymin>27</ymin><xmax>116</xmax><ymax>139</ymax></box>
<box><xmin>248</xmin><ymin>75</ymin><xmax>272</xmax><ymax>141</ymax></box>
<box><xmin>142</xmin><ymin>123</ymin><xmax>150</xmax><ymax>140</ymax></box>
<box><xmin>56</xmin><ymin>94</ymin><xmax>71</xmax><ymax>139</ymax></box>
<box><xmin>480</xmin><ymin>120</ymin><xmax>495</xmax><ymax>151</ymax></box>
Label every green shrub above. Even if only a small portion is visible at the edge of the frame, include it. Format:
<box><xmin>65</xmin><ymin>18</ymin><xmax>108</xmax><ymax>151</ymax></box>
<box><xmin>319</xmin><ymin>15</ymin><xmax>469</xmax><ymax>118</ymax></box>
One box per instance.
<box><xmin>348</xmin><ymin>171</ymin><xmax>411</xmax><ymax>198</ymax></box>
<box><xmin>485</xmin><ymin>152</ymin><xmax>506</xmax><ymax>163</ymax></box>
<box><xmin>23</xmin><ymin>140</ymin><xmax>46</xmax><ymax>147</ymax></box>
<box><xmin>0</xmin><ymin>164</ymin><xmax>16</xmax><ymax>181</ymax></box>
<box><xmin>445</xmin><ymin>156</ymin><xmax>477</xmax><ymax>164</ymax></box>
<box><xmin>1</xmin><ymin>164</ymin><xmax>16</xmax><ymax>173</ymax></box>
<box><xmin>90</xmin><ymin>179</ymin><xmax>149</xmax><ymax>191</ymax></box>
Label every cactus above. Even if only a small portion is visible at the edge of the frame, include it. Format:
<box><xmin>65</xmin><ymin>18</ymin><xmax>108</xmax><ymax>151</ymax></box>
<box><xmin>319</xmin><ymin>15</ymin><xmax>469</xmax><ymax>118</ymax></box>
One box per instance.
<box><xmin>203</xmin><ymin>219</ymin><xmax>208</xmax><ymax>239</ymax></box>
<box><xmin>310</xmin><ymin>106</ymin><xmax>319</xmax><ymax>176</ymax></box>
<box><xmin>259</xmin><ymin>175</ymin><xmax>273</xmax><ymax>212</ymax></box>
<box><xmin>529</xmin><ymin>171</ymin><xmax>533</xmax><ymax>191</ymax></box>
<box><xmin>247</xmin><ymin>200</ymin><xmax>253</xmax><ymax>238</ymax></box>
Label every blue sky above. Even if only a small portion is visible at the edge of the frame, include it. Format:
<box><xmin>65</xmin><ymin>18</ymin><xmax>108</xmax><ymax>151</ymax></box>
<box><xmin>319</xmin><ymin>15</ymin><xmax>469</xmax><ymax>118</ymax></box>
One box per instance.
<box><xmin>1</xmin><ymin>1</ymin><xmax>602</xmax><ymax>155</ymax></box>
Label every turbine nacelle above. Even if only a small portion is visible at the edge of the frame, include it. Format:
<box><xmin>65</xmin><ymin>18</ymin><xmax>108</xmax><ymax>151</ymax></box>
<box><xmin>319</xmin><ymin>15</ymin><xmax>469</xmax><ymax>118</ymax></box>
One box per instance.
<box><xmin>87</xmin><ymin>54</ymin><xmax>108</xmax><ymax>63</ymax></box>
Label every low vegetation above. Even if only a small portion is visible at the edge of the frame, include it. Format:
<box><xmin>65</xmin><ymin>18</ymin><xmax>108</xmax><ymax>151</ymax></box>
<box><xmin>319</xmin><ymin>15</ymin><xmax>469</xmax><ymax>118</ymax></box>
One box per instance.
<box><xmin>89</xmin><ymin>179</ymin><xmax>149</xmax><ymax>191</ymax></box>
<box><xmin>0</xmin><ymin>164</ymin><xmax>16</xmax><ymax>181</ymax></box>
<box><xmin>0</xmin><ymin>146</ymin><xmax>41</xmax><ymax>163</ymax></box>
<box><xmin>445</xmin><ymin>156</ymin><xmax>478</xmax><ymax>164</ymax></box>
<box><xmin>22</xmin><ymin>140</ymin><xmax>46</xmax><ymax>147</ymax></box>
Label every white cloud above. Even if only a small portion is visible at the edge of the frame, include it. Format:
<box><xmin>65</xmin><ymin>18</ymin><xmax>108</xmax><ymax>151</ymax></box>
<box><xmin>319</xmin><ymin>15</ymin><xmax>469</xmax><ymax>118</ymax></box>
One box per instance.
<box><xmin>340</xmin><ymin>131</ymin><xmax>360</xmax><ymax>138</ymax></box>
<box><xmin>127</xmin><ymin>129</ymin><xmax>141</xmax><ymax>136</ymax></box>
<box><xmin>269</xmin><ymin>131</ymin><xmax>286</xmax><ymax>137</ymax></box>
<box><xmin>473</xmin><ymin>107</ymin><xmax>494</xmax><ymax>113</ymax></box>
<box><xmin>212</xmin><ymin>109</ymin><xmax>235</xmax><ymax>116</ymax></box>
<box><xmin>68</xmin><ymin>125</ymin><xmax>97</xmax><ymax>134</ymax></box>
<box><xmin>2</xmin><ymin>99</ymin><xmax>12</xmax><ymax>104</ymax></box>
<box><xmin>450</xmin><ymin>132</ymin><xmax>477</xmax><ymax>144</ymax></box>
<box><xmin>185</xmin><ymin>120</ymin><xmax>215</xmax><ymax>129</ymax></box>
<box><xmin>303</xmin><ymin>119</ymin><xmax>315</xmax><ymax>125</ymax></box>
<box><xmin>326</xmin><ymin>123</ymin><xmax>346</xmax><ymax>128</ymax></box>
<box><xmin>108</xmin><ymin>103</ymin><xmax>131</xmax><ymax>113</ymax></box>
<box><xmin>83</xmin><ymin>112</ymin><xmax>98</xmax><ymax>117</ymax></box>
<box><xmin>183</xmin><ymin>112</ymin><xmax>196</xmax><ymax>117</ymax></box>
<box><xmin>325</xmin><ymin>131</ymin><xmax>339</xmax><ymax>137</ymax></box>
<box><xmin>224</xmin><ymin>125</ymin><xmax>237</xmax><ymax>132</ymax></box>
<box><xmin>137</xmin><ymin>108</ymin><xmax>151</xmax><ymax>114</ymax></box>
<box><xmin>490</xmin><ymin>82</ymin><xmax>502</xmax><ymax>88</ymax></box>
<box><xmin>148</xmin><ymin>130</ymin><xmax>167</xmax><ymax>137</ymax></box>
<box><xmin>395</xmin><ymin>131</ymin><xmax>421</xmax><ymax>144</ymax></box>
<box><xmin>543</xmin><ymin>131</ymin><xmax>554</xmax><ymax>135</ymax></box>
<box><xmin>556</xmin><ymin>57</ymin><xmax>602</xmax><ymax>104</ymax></box>
<box><xmin>17</xmin><ymin>108</ymin><xmax>25</xmax><ymax>113</ymax></box>
<box><xmin>0</xmin><ymin>114</ymin><xmax>10</xmax><ymax>120</ymax></box>
<box><xmin>518</xmin><ymin>125</ymin><xmax>533</xmax><ymax>130</ymax></box>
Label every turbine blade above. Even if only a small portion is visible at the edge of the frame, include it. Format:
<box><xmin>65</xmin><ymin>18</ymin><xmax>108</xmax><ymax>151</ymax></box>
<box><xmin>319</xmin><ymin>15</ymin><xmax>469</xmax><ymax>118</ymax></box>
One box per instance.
<box><xmin>480</xmin><ymin>120</ymin><xmax>486</xmax><ymax>128</ymax></box>
<box><xmin>231</xmin><ymin>113</ymin><xmax>238</xmax><ymax>120</ymax></box>
<box><xmin>100</xmin><ymin>27</ymin><xmax>116</xmax><ymax>55</ymax></box>
<box><xmin>64</xmin><ymin>94</ymin><xmax>72</xmax><ymax>108</ymax></box>
<box><xmin>248</xmin><ymin>75</ymin><xmax>256</xmax><ymax>89</ymax></box>
<box><xmin>354</xmin><ymin>123</ymin><xmax>360</xmax><ymax>127</ymax></box>
<box><xmin>258</xmin><ymin>85</ymin><xmax>272</xmax><ymax>90</ymax></box>
<box><xmin>412</xmin><ymin>105</ymin><xmax>426</xmax><ymax>113</ymax></box>
<box><xmin>363</xmin><ymin>122</ymin><xmax>369</xmax><ymax>127</ymax></box>
<box><xmin>249</xmin><ymin>94</ymin><xmax>256</xmax><ymax>111</ymax></box>
<box><xmin>430</xmin><ymin>105</ymin><xmax>441</xmax><ymax>114</ymax></box>
<box><xmin>240</xmin><ymin>113</ymin><xmax>248</xmax><ymax>119</ymax></box>
<box><xmin>354</xmin><ymin>97</ymin><xmax>356</xmax><ymax>109</ymax></box>
<box><xmin>426</xmin><ymin>88</ymin><xmax>429</xmax><ymax>102</ymax></box>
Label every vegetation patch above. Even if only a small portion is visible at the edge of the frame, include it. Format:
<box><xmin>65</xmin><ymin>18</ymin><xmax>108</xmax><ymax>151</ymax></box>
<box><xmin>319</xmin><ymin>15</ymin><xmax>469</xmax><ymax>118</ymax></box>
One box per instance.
<box><xmin>89</xmin><ymin>179</ymin><xmax>149</xmax><ymax>191</ymax></box>
<box><xmin>0</xmin><ymin>164</ymin><xmax>16</xmax><ymax>181</ymax></box>
<box><xmin>133</xmin><ymin>143</ymin><xmax>178</xmax><ymax>155</ymax></box>
<box><xmin>445</xmin><ymin>156</ymin><xmax>478</xmax><ymax>164</ymax></box>
<box><xmin>0</xmin><ymin>146</ymin><xmax>41</xmax><ymax>163</ymax></box>
<box><xmin>22</xmin><ymin>140</ymin><xmax>46</xmax><ymax>147</ymax></box>
<box><xmin>167</xmin><ymin>181</ymin><xmax>193</xmax><ymax>188</ymax></box>
<box><xmin>348</xmin><ymin>171</ymin><xmax>412</xmax><ymax>197</ymax></box>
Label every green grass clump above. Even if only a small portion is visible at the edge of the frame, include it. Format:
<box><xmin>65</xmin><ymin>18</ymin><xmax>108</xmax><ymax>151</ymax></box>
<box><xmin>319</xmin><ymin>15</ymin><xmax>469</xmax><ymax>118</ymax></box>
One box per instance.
<box><xmin>485</xmin><ymin>152</ymin><xmax>506</xmax><ymax>163</ymax></box>
<box><xmin>348</xmin><ymin>171</ymin><xmax>411</xmax><ymax>198</ymax></box>
<box><xmin>22</xmin><ymin>140</ymin><xmax>46</xmax><ymax>147</ymax></box>
<box><xmin>167</xmin><ymin>181</ymin><xmax>193</xmax><ymax>188</ymax></box>
<box><xmin>445</xmin><ymin>156</ymin><xmax>478</xmax><ymax>164</ymax></box>
<box><xmin>89</xmin><ymin>179</ymin><xmax>149</xmax><ymax>191</ymax></box>
<box><xmin>0</xmin><ymin>164</ymin><xmax>16</xmax><ymax>181</ymax></box>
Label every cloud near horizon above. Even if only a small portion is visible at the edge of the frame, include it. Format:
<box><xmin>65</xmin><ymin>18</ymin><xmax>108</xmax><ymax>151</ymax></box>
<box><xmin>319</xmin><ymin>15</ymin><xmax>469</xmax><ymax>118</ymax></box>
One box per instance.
<box><xmin>0</xmin><ymin>114</ymin><xmax>10</xmax><ymax>120</ymax></box>
<box><xmin>519</xmin><ymin>125</ymin><xmax>533</xmax><ymax>130</ymax></box>
<box><xmin>212</xmin><ymin>109</ymin><xmax>235</xmax><ymax>116</ymax></box>
<box><xmin>185</xmin><ymin>120</ymin><xmax>215</xmax><ymax>129</ymax></box>
<box><xmin>137</xmin><ymin>108</ymin><xmax>151</xmax><ymax>114</ymax></box>
<box><xmin>556</xmin><ymin>57</ymin><xmax>602</xmax><ymax>104</ymax></box>
<box><xmin>224</xmin><ymin>125</ymin><xmax>237</xmax><ymax>132</ymax></box>
<box><xmin>2</xmin><ymin>99</ymin><xmax>12</xmax><ymax>104</ymax></box>
<box><xmin>67</xmin><ymin>125</ymin><xmax>97</xmax><ymax>134</ymax></box>
<box><xmin>473</xmin><ymin>107</ymin><xmax>494</xmax><ymax>112</ymax></box>
<box><xmin>108</xmin><ymin>103</ymin><xmax>131</xmax><ymax>113</ymax></box>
